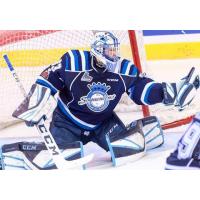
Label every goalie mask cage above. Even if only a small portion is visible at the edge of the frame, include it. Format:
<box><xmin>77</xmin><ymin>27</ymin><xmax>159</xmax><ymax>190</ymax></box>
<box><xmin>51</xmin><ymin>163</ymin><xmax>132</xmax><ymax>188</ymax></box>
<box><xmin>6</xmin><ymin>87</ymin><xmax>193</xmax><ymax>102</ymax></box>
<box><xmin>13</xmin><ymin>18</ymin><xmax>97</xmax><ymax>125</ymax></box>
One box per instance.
<box><xmin>0</xmin><ymin>30</ymin><xmax>198</xmax><ymax>131</ymax></box>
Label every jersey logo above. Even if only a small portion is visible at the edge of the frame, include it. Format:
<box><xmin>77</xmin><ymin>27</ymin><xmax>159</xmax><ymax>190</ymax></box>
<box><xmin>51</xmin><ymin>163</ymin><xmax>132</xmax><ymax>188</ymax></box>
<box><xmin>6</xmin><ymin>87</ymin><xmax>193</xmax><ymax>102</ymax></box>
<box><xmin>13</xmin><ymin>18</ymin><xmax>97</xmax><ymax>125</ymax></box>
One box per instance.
<box><xmin>40</xmin><ymin>61</ymin><xmax>62</xmax><ymax>79</ymax></box>
<box><xmin>81</xmin><ymin>72</ymin><xmax>93</xmax><ymax>82</ymax></box>
<box><xmin>41</xmin><ymin>68</ymin><xmax>51</xmax><ymax>79</ymax></box>
<box><xmin>107</xmin><ymin>78</ymin><xmax>119</xmax><ymax>82</ymax></box>
<box><xmin>78</xmin><ymin>82</ymin><xmax>116</xmax><ymax>112</ymax></box>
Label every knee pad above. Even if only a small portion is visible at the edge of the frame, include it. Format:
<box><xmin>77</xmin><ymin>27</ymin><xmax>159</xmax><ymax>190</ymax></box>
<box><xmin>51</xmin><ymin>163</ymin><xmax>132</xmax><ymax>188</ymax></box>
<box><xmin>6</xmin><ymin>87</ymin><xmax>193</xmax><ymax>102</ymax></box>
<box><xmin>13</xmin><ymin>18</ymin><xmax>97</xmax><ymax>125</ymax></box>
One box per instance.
<box><xmin>106</xmin><ymin>120</ymin><xmax>146</xmax><ymax>167</ymax></box>
<box><xmin>0</xmin><ymin>141</ymin><xmax>86</xmax><ymax>170</ymax></box>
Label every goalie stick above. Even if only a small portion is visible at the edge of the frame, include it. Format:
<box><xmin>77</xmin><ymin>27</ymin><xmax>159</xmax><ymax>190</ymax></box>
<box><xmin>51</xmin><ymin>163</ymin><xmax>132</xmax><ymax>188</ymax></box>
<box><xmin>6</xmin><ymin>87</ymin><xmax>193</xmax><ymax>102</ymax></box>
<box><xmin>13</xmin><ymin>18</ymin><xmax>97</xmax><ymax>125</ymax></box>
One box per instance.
<box><xmin>3</xmin><ymin>54</ymin><xmax>94</xmax><ymax>169</ymax></box>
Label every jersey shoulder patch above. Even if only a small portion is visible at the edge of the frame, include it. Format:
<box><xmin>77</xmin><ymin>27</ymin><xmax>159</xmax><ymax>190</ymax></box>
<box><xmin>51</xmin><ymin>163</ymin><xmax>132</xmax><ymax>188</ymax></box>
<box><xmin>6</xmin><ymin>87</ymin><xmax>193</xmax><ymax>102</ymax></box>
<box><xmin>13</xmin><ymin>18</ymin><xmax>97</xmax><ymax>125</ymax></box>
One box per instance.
<box><xmin>118</xmin><ymin>58</ymin><xmax>139</xmax><ymax>77</ymax></box>
<box><xmin>61</xmin><ymin>50</ymin><xmax>91</xmax><ymax>72</ymax></box>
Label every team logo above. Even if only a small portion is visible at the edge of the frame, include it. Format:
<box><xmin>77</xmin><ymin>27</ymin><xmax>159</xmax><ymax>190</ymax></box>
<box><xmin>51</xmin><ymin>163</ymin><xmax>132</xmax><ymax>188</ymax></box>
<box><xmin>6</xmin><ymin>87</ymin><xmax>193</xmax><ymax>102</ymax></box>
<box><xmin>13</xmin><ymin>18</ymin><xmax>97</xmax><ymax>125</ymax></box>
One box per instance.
<box><xmin>81</xmin><ymin>72</ymin><xmax>93</xmax><ymax>82</ymax></box>
<box><xmin>78</xmin><ymin>82</ymin><xmax>116</xmax><ymax>112</ymax></box>
<box><xmin>41</xmin><ymin>68</ymin><xmax>51</xmax><ymax>79</ymax></box>
<box><xmin>41</xmin><ymin>61</ymin><xmax>62</xmax><ymax>79</ymax></box>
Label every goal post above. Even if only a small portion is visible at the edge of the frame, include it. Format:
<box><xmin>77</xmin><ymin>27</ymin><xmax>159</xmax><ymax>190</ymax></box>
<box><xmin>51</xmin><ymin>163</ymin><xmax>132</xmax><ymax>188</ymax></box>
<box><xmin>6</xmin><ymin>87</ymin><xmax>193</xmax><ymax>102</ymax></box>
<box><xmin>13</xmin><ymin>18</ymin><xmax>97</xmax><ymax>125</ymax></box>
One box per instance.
<box><xmin>128</xmin><ymin>30</ymin><xmax>150</xmax><ymax>117</ymax></box>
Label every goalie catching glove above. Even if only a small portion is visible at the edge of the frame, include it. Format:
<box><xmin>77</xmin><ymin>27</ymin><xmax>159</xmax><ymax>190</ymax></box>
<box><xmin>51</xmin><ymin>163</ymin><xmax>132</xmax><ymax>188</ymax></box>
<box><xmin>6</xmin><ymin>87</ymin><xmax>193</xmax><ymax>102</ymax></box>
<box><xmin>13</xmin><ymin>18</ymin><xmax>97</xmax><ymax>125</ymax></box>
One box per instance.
<box><xmin>162</xmin><ymin>67</ymin><xmax>199</xmax><ymax>111</ymax></box>
<box><xmin>13</xmin><ymin>84</ymin><xmax>57</xmax><ymax>126</ymax></box>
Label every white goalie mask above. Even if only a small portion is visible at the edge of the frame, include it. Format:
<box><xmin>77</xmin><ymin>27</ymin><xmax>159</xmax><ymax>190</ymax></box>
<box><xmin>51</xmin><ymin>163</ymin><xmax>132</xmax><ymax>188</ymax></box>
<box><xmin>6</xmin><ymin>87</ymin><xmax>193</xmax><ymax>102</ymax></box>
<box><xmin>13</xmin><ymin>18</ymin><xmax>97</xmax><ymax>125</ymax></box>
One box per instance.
<box><xmin>91</xmin><ymin>31</ymin><xmax>120</xmax><ymax>72</ymax></box>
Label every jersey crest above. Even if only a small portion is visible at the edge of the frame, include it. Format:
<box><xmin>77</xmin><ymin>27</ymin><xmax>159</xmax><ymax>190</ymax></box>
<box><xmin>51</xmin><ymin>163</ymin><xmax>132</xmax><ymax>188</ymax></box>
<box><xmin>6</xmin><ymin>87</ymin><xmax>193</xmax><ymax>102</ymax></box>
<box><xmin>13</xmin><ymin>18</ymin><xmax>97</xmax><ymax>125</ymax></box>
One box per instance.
<box><xmin>78</xmin><ymin>82</ymin><xmax>116</xmax><ymax>112</ymax></box>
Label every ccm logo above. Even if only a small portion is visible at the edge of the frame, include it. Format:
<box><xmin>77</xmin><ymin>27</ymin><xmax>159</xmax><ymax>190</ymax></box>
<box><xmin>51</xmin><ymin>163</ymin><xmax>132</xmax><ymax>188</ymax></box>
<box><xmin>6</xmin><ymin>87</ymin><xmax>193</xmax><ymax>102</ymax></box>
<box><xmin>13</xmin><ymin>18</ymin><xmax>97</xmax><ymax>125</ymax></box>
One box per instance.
<box><xmin>38</xmin><ymin>124</ymin><xmax>59</xmax><ymax>155</ymax></box>
<box><xmin>22</xmin><ymin>145</ymin><xmax>37</xmax><ymax>151</ymax></box>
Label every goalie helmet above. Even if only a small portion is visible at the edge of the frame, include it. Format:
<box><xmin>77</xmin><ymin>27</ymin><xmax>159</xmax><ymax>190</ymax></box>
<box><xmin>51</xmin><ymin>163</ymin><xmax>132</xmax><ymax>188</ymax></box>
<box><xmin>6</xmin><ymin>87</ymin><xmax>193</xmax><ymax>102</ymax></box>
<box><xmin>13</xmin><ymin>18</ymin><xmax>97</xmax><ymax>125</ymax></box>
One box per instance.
<box><xmin>91</xmin><ymin>31</ymin><xmax>120</xmax><ymax>72</ymax></box>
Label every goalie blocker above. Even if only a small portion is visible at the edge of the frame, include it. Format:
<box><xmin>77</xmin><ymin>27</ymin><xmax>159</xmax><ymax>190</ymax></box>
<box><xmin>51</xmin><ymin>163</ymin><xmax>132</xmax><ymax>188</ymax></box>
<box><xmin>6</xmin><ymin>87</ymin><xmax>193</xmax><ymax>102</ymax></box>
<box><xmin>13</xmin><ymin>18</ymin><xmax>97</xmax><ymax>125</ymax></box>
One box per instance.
<box><xmin>12</xmin><ymin>83</ymin><xmax>57</xmax><ymax>126</ymax></box>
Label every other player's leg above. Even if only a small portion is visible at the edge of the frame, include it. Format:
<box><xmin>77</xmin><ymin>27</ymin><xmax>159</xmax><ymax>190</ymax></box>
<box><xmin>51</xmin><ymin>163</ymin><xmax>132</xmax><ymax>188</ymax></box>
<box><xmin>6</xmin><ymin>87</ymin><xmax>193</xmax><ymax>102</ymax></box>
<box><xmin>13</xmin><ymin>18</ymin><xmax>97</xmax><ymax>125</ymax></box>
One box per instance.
<box><xmin>165</xmin><ymin>112</ymin><xmax>200</xmax><ymax>170</ymax></box>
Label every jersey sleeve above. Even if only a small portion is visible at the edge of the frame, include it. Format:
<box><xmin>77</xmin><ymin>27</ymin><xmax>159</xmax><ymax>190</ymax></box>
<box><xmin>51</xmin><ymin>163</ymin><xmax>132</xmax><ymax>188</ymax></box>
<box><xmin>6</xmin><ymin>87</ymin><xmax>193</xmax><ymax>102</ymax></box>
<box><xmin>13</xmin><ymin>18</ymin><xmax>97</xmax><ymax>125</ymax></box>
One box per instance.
<box><xmin>36</xmin><ymin>59</ymin><xmax>65</xmax><ymax>95</ymax></box>
<box><xmin>119</xmin><ymin>59</ymin><xmax>140</xmax><ymax>77</ymax></box>
<box><xmin>118</xmin><ymin>59</ymin><xmax>164</xmax><ymax>105</ymax></box>
<box><xmin>127</xmin><ymin>76</ymin><xmax>164</xmax><ymax>105</ymax></box>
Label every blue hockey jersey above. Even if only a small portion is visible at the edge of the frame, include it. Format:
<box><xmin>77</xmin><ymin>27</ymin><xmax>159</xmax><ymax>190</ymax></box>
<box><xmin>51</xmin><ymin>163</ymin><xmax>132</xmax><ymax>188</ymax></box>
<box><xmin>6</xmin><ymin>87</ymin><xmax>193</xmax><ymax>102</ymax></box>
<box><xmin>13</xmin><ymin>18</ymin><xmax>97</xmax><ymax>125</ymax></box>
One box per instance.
<box><xmin>36</xmin><ymin>50</ymin><xmax>164</xmax><ymax>130</ymax></box>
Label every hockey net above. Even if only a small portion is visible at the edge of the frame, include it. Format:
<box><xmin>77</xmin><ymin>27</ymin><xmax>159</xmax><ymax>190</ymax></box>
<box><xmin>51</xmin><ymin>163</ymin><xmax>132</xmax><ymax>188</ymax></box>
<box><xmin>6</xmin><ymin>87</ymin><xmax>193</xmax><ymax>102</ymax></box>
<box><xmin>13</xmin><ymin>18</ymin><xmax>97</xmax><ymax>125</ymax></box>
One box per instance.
<box><xmin>0</xmin><ymin>30</ymin><xmax>199</xmax><ymax>131</ymax></box>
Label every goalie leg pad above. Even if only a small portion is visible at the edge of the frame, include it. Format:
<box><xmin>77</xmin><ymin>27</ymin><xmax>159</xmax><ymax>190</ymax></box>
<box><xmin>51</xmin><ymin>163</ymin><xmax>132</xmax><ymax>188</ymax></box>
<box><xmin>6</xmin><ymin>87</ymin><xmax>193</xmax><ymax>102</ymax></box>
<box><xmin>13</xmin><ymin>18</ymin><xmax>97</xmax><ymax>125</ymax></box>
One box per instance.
<box><xmin>139</xmin><ymin>116</ymin><xmax>164</xmax><ymax>150</ymax></box>
<box><xmin>105</xmin><ymin>119</ymin><xmax>146</xmax><ymax>167</ymax></box>
<box><xmin>0</xmin><ymin>141</ymin><xmax>85</xmax><ymax>170</ymax></box>
<box><xmin>0</xmin><ymin>144</ymin><xmax>25</xmax><ymax>170</ymax></box>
